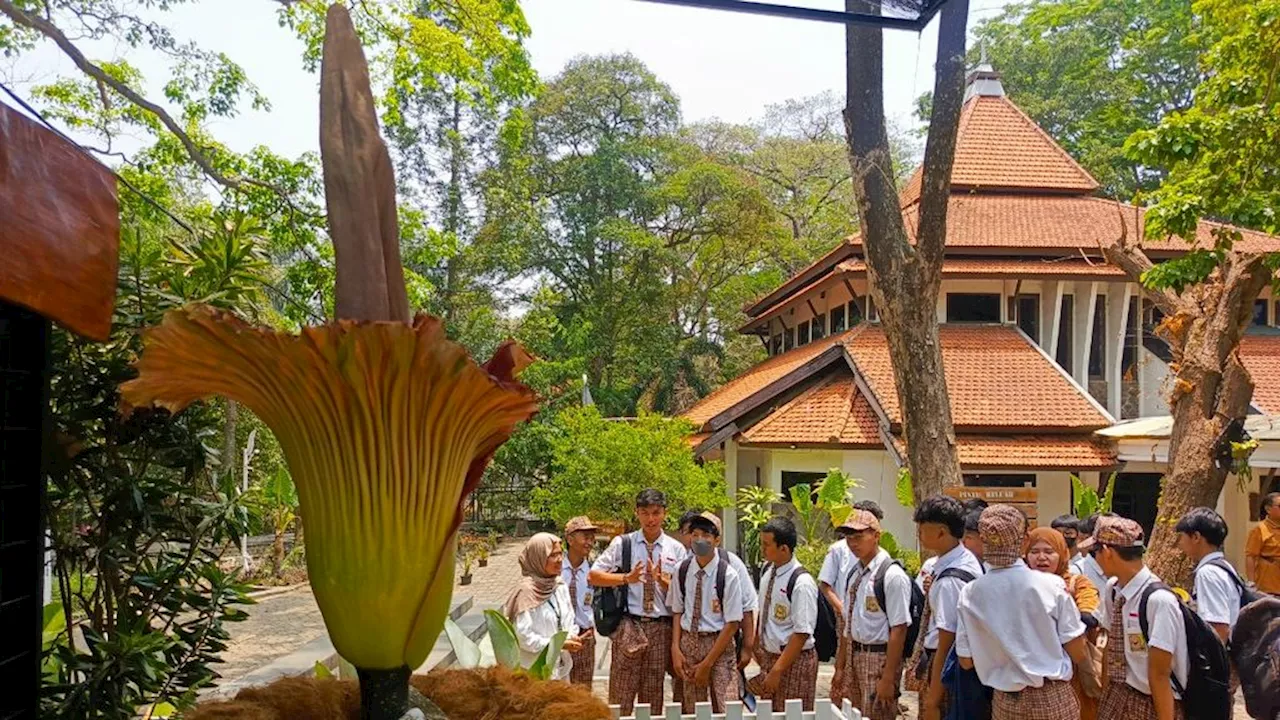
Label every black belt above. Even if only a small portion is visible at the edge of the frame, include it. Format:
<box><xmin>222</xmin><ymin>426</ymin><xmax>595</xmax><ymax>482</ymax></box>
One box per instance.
<box><xmin>625</xmin><ymin>614</ymin><xmax>669</xmax><ymax>623</ymax></box>
<box><xmin>852</xmin><ymin>641</ymin><xmax>888</xmax><ymax>652</ymax></box>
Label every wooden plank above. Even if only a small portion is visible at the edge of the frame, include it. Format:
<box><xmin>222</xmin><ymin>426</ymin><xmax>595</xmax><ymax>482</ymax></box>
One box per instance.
<box><xmin>0</xmin><ymin>103</ymin><xmax>119</xmax><ymax>341</ymax></box>
<box><xmin>943</xmin><ymin>486</ymin><xmax>1038</xmax><ymax>504</ymax></box>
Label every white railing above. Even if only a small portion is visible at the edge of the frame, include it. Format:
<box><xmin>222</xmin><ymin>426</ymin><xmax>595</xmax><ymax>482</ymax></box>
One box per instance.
<box><xmin>612</xmin><ymin>698</ymin><xmax>862</xmax><ymax>720</ymax></box>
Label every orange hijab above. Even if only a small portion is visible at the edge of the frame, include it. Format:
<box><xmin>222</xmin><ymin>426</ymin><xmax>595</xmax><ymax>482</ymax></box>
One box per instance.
<box><xmin>1025</xmin><ymin>526</ymin><xmax>1071</xmax><ymax>579</ymax></box>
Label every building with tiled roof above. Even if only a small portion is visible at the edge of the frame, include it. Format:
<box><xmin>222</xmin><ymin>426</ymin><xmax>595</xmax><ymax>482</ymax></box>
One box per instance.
<box><xmin>691</xmin><ymin>63</ymin><xmax>1280</xmax><ymax>564</ymax></box>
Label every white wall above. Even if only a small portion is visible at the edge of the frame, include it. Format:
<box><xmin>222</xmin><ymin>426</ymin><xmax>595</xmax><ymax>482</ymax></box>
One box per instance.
<box><xmin>1138</xmin><ymin>348</ymin><xmax>1171</xmax><ymax>417</ymax></box>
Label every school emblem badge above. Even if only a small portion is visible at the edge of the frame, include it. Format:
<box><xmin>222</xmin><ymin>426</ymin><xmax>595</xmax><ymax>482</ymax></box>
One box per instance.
<box><xmin>711</xmin><ymin>598</ymin><xmax>721</xmax><ymax>614</ymax></box>
<box><xmin>774</xmin><ymin>603</ymin><xmax>789</xmax><ymax>621</ymax></box>
<box><xmin>584</xmin><ymin>591</ymin><xmax>592</xmax><ymax>606</ymax></box>
<box><xmin>865</xmin><ymin>595</ymin><xmax>881</xmax><ymax>612</ymax></box>
<box><xmin>1126</xmin><ymin>633</ymin><xmax>1148</xmax><ymax>653</ymax></box>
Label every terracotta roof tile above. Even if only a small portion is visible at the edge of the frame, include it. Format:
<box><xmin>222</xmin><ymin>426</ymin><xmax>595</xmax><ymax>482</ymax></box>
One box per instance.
<box><xmin>682</xmin><ymin>328</ymin><xmax>858</xmax><ymax>427</ymax></box>
<box><xmin>900</xmin><ymin>96</ymin><xmax>1099</xmax><ymax>203</ymax></box>
<box><xmin>953</xmin><ymin>435</ymin><xmax>1117</xmax><ymax>469</ymax></box>
<box><xmin>1241</xmin><ymin>334</ymin><xmax>1280</xmax><ymax>414</ymax></box>
<box><xmin>846</xmin><ymin>325</ymin><xmax>1112</xmax><ymax>431</ymax></box>
<box><xmin>739</xmin><ymin>374</ymin><xmax>881</xmax><ymax>447</ymax></box>
<box><xmin>688</xmin><ymin>325</ymin><xmax>1111</xmax><ymax>433</ymax></box>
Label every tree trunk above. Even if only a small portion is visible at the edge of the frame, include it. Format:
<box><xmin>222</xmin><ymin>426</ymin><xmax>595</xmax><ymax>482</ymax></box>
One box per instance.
<box><xmin>443</xmin><ymin>93</ymin><xmax>464</xmax><ymax>324</ymax></box>
<box><xmin>272</xmin><ymin>523</ymin><xmax>286</xmax><ymax>579</ymax></box>
<box><xmin>844</xmin><ymin>0</ymin><xmax>969</xmax><ymax>500</ymax></box>
<box><xmin>223</xmin><ymin>399</ymin><xmax>238</xmax><ymax>483</ymax></box>
<box><xmin>1102</xmin><ymin>240</ymin><xmax>1271</xmax><ymax>588</ymax></box>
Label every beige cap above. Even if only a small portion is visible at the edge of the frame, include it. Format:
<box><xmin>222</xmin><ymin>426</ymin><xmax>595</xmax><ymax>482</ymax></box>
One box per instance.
<box><xmin>840</xmin><ymin>509</ymin><xmax>881</xmax><ymax>532</ymax></box>
<box><xmin>697</xmin><ymin>511</ymin><xmax>723</xmax><ymax>534</ymax></box>
<box><xmin>564</xmin><ymin>516</ymin><xmax>599</xmax><ymax>535</ymax></box>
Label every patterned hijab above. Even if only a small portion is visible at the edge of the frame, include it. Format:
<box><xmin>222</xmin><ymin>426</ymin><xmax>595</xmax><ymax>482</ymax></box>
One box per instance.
<box><xmin>1025</xmin><ymin>526</ymin><xmax>1071</xmax><ymax>579</ymax></box>
<box><xmin>503</xmin><ymin>532</ymin><xmax>563</xmax><ymax>619</ymax></box>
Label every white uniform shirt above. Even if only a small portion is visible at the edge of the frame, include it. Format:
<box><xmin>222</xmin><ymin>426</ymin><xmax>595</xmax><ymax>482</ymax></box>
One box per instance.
<box><xmin>668</xmin><ymin>555</ymin><xmax>745</xmax><ymax>633</ymax></box>
<box><xmin>1068</xmin><ymin>553</ymin><xmax>1086</xmax><ymax>576</ymax></box>
<box><xmin>844</xmin><ymin>548</ymin><xmax>913</xmax><ymax>645</ymax></box>
<box><xmin>724</xmin><ymin>550</ymin><xmax>759</xmax><ymax>615</ymax></box>
<box><xmin>1099</xmin><ymin>567</ymin><xmax>1189</xmax><ymax>697</ymax></box>
<box><xmin>561</xmin><ymin>557</ymin><xmax>594</xmax><ymax>630</ymax></box>
<box><xmin>1192</xmin><ymin>551</ymin><xmax>1242</xmax><ymax>630</ymax></box>
<box><xmin>916</xmin><ymin>555</ymin><xmax>938</xmax><ymax>592</ymax></box>
<box><xmin>513</xmin><ymin>584</ymin><xmax>578</xmax><ymax>680</ymax></box>
<box><xmin>591</xmin><ymin>531</ymin><xmax>687</xmax><ymax>618</ymax></box>
<box><xmin>954</xmin><ymin>560</ymin><xmax>1084</xmax><ymax>691</ymax></box>
<box><xmin>819</xmin><ymin>539</ymin><xmax>854</xmax><ymax>600</ymax></box>
<box><xmin>1079</xmin><ymin>554</ymin><xmax>1108</xmax><ymax>598</ymax></box>
<box><xmin>923</xmin><ymin>544</ymin><xmax>984</xmax><ymax>650</ymax></box>
<box><xmin>757</xmin><ymin>558</ymin><xmax>818</xmax><ymax>653</ymax></box>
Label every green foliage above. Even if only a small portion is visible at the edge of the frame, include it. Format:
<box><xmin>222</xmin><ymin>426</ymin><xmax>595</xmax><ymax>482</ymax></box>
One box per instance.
<box><xmin>969</xmin><ymin>0</ymin><xmax>1204</xmax><ymax>198</ymax></box>
<box><xmin>792</xmin><ymin>469</ymin><xmax>860</xmax><ymax>577</ymax></box>
<box><xmin>895</xmin><ymin>467</ymin><xmax>915</xmax><ymax>509</ymax></box>
<box><xmin>444</xmin><ymin>610</ymin><xmax>566</xmax><ymax>681</ymax></box>
<box><xmin>795</xmin><ymin>542</ymin><xmax>828</xmax><ymax>577</ymax></box>
<box><xmin>736</xmin><ymin>486</ymin><xmax>782</xmax><ymax>571</ymax></box>
<box><xmin>1071</xmin><ymin>473</ymin><xmax>1117</xmax><ymax>519</ymax></box>
<box><xmin>533</xmin><ymin>407</ymin><xmax>726</xmax><ymax>526</ymax></box>
<box><xmin>879</xmin><ymin>531</ymin><xmax>922</xmax><ymax>578</ymax></box>
<box><xmin>1125</xmin><ymin>0</ymin><xmax>1280</xmax><ymax>285</ymax></box>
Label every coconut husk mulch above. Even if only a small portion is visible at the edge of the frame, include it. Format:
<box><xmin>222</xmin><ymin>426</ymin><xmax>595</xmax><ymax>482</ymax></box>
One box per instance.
<box><xmin>188</xmin><ymin>667</ymin><xmax>612</xmax><ymax>720</ymax></box>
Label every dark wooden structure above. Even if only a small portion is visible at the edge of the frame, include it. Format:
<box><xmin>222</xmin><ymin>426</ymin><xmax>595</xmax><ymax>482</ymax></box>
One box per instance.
<box><xmin>0</xmin><ymin>100</ymin><xmax>119</xmax><ymax>719</ymax></box>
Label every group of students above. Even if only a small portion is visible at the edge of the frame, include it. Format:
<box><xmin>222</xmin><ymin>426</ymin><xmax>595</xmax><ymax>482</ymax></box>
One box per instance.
<box><xmin>501</xmin><ymin>487</ymin><xmax>1259</xmax><ymax>720</ymax></box>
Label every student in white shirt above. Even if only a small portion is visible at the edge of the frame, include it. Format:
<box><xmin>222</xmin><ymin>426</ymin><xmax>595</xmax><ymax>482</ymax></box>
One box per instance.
<box><xmin>669</xmin><ymin>512</ymin><xmax>744</xmax><ymax>712</ymax></box>
<box><xmin>677</xmin><ymin>509</ymin><xmax>759</xmax><ymax>670</ymax></box>
<box><xmin>561</xmin><ymin>515</ymin><xmax>599</xmax><ymax>686</ymax></box>
<box><xmin>826</xmin><ymin>499</ymin><xmax>885</xmax><ymax>705</ymax></box>
<box><xmin>836</xmin><ymin>509</ymin><xmax>912</xmax><ymax>720</ymax></box>
<box><xmin>502</xmin><ymin>533</ymin><xmax>581</xmax><ymax>681</ymax></box>
<box><xmin>589</xmin><ymin>489</ymin><xmax>688</xmax><ymax>716</ymax></box>
<box><xmin>1174</xmin><ymin>507</ymin><xmax>1242</xmax><ymax>642</ymax></box>
<box><xmin>955</xmin><ymin>505</ymin><xmax>1089</xmax><ymax>720</ymax></box>
<box><xmin>912</xmin><ymin>495</ymin><xmax>983</xmax><ymax>720</ymax></box>
<box><xmin>1076</xmin><ymin>513</ymin><xmax>1117</xmax><ymax>594</ymax></box>
<box><xmin>1086</xmin><ymin>516</ymin><xmax>1188</xmax><ymax>720</ymax></box>
<box><xmin>1051</xmin><ymin>514</ymin><xmax>1084</xmax><ymax>571</ymax></box>
<box><xmin>751</xmin><ymin>516</ymin><xmax>819</xmax><ymax>711</ymax></box>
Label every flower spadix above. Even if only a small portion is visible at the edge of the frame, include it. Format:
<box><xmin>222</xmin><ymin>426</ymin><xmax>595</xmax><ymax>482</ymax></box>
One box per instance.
<box><xmin>121</xmin><ymin>305</ymin><xmax>537</xmax><ymax>670</ymax></box>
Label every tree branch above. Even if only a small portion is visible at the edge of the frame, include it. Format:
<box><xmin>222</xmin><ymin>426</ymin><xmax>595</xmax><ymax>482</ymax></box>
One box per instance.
<box><xmin>1098</xmin><ymin>201</ymin><xmax>1183</xmax><ymax>316</ymax></box>
<box><xmin>0</xmin><ymin>0</ymin><xmax>303</xmax><ymax>208</ymax></box>
<box><xmin>914</xmin><ymin>0</ymin><xmax>970</xmax><ymax>275</ymax></box>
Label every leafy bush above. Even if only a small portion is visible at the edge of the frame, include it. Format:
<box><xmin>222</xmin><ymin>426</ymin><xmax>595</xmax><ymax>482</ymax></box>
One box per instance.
<box><xmin>1071</xmin><ymin>472</ymin><xmax>1117</xmax><ymax>519</ymax></box>
<box><xmin>444</xmin><ymin>610</ymin><xmax>567</xmax><ymax>681</ymax></box>
<box><xmin>880</xmin><ymin>531</ymin><xmax>922</xmax><ymax>578</ymax></box>
<box><xmin>533</xmin><ymin>407</ymin><xmax>727</xmax><ymax>526</ymax></box>
<box><xmin>736</xmin><ymin>485</ymin><xmax>781</xmax><ymax>573</ymax></box>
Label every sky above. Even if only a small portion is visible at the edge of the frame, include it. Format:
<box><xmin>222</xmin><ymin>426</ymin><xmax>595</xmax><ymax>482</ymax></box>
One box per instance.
<box><xmin>2</xmin><ymin>0</ymin><xmax>1011</xmax><ymax>162</ymax></box>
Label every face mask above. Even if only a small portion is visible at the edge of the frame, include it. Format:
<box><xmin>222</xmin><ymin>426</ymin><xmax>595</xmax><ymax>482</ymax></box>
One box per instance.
<box><xmin>691</xmin><ymin>538</ymin><xmax>715</xmax><ymax>558</ymax></box>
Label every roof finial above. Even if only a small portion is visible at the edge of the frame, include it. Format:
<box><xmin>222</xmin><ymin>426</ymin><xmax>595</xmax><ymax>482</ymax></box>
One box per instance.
<box><xmin>965</xmin><ymin>42</ymin><xmax>1005</xmax><ymax>101</ymax></box>
<box><xmin>980</xmin><ymin>38</ymin><xmax>989</xmax><ymax>66</ymax></box>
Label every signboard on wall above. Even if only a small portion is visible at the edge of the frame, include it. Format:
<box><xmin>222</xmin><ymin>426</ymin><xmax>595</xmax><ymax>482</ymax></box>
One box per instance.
<box><xmin>944</xmin><ymin>486</ymin><xmax>1040</xmax><ymax>526</ymax></box>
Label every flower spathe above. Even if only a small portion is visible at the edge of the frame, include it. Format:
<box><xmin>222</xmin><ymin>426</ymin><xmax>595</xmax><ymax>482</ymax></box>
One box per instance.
<box><xmin>120</xmin><ymin>305</ymin><xmax>538</xmax><ymax>670</ymax></box>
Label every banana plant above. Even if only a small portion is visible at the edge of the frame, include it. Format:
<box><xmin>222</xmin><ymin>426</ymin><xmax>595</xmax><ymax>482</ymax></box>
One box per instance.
<box><xmin>443</xmin><ymin>610</ymin><xmax>567</xmax><ymax>681</ymax></box>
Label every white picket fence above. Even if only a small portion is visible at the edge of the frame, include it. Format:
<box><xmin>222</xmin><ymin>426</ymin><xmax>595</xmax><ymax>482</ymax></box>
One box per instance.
<box><xmin>612</xmin><ymin>698</ymin><xmax>862</xmax><ymax>720</ymax></box>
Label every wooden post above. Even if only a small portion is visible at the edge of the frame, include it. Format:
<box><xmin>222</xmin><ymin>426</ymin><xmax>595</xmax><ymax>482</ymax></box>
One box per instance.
<box><xmin>0</xmin><ymin>301</ymin><xmax>52</xmax><ymax>719</ymax></box>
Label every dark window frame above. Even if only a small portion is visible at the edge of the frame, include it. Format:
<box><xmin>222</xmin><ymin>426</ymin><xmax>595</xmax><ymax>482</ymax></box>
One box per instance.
<box><xmin>782</xmin><ymin>471</ymin><xmax>827</xmax><ymax>501</ymax></box>
<box><xmin>1089</xmin><ymin>294</ymin><xmax>1106</xmax><ymax>378</ymax></box>
<box><xmin>946</xmin><ymin>293</ymin><xmax>1003</xmax><ymax>323</ymax></box>
<box><xmin>1016</xmin><ymin>293</ymin><xmax>1041</xmax><ymax>344</ymax></box>
<box><xmin>1055</xmin><ymin>294</ymin><xmax>1074</xmax><ymax>374</ymax></box>
<box><xmin>811</xmin><ymin>313</ymin><xmax>827</xmax><ymax>340</ymax></box>
<box><xmin>830</xmin><ymin>305</ymin><xmax>847</xmax><ymax>334</ymax></box>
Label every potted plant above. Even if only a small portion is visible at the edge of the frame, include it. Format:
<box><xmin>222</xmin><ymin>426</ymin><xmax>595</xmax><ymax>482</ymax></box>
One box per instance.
<box><xmin>476</xmin><ymin>545</ymin><xmax>490</xmax><ymax>568</ymax></box>
<box><xmin>460</xmin><ymin>550</ymin><xmax>475</xmax><ymax>586</ymax></box>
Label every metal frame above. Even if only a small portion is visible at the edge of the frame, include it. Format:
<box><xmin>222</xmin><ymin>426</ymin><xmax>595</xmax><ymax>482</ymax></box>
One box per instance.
<box><xmin>634</xmin><ymin>0</ymin><xmax>950</xmax><ymax>31</ymax></box>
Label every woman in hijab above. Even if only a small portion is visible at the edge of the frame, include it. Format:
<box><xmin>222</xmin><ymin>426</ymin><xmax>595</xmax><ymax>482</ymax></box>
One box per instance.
<box><xmin>503</xmin><ymin>532</ymin><xmax>582</xmax><ymax>680</ymax></box>
<box><xmin>1024</xmin><ymin>526</ymin><xmax>1101</xmax><ymax>720</ymax></box>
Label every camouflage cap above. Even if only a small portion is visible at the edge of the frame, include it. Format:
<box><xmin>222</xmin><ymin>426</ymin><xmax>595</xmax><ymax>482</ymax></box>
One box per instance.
<box><xmin>840</xmin><ymin>508</ymin><xmax>881</xmax><ymax>533</ymax></box>
<box><xmin>564</xmin><ymin>516</ymin><xmax>599</xmax><ymax>535</ymax></box>
<box><xmin>697</xmin><ymin>511</ymin><xmax>723</xmax><ymax>534</ymax></box>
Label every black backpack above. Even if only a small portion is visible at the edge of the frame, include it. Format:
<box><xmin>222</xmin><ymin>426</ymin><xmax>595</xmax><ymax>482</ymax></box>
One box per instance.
<box><xmin>872</xmin><ymin>560</ymin><xmax>927</xmax><ymax>654</ymax></box>
<box><xmin>815</xmin><ymin>592</ymin><xmax>839</xmax><ymax>661</ymax></box>
<box><xmin>592</xmin><ymin>533</ymin><xmax>632</xmax><ymax>637</ymax></box>
<box><xmin>1138</xmin><ymin>583</ymin><xmax>1232</xmax><ymax>720</ymax></box>
<box><xmin>1197</xmin><ymin>556</ymin><xmax>1264</xmax><ymax>609</ymax></box>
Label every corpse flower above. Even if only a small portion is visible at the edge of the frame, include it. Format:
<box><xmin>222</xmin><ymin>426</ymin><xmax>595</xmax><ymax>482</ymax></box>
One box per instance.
<box><xmin>122</xmin><ymin>5</ymin><xmax>539</xmax><ymax>719</ymax></box>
